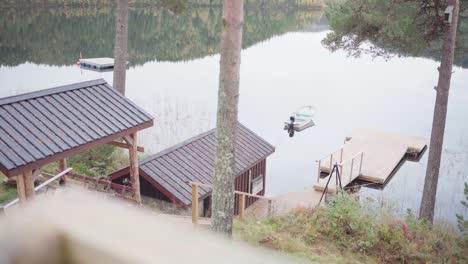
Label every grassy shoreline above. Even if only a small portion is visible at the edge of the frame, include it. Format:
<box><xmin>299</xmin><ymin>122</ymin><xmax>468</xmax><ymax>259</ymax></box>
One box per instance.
<box><xmin>234</xmin><ymin>194</ymin><xmax>467</xmax><ymax>263</ymax></box>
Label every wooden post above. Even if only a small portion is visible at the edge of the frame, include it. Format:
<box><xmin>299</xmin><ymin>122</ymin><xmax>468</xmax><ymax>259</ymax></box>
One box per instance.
<box><xmin>317</xmin><ymin>160</ymin><xmax>321</xmax><ymax>183</ymax></box>
<box><xmin>349</xmin><ymin>158</ymin><xmax>355</xmax><ymax>182</ymax></box>
<box><xmin>59</xmin><ymin>158</ymin><xmax>67</xmax><ymax>184</ymax></box>
<box><xmin>128</xmin><ymin>132</ymin><xmax>141</xmax><ymax>203</ymax></box>
<box><xmin>192</xmin><ymin>184</ymin><xmax>199</xmax><ymax>224</ymax></box>
<box><xmin>239</xmin><ymin>193</ymin><xmax>246</xmax><ymax>219</ymax></box>
<box><xmin>359</xmin><ymin>152</ymin><xmax>364</xmax><ymax>175</ymax></box>
<box><xmin>340</xmin><ymin>147</ymin><xmax>344</xmax><ymax>163</ymax></box>
<box><xmin>16</xmin><ymin>175</ymin><xmax>26</xmax><ymax>206</ymax></box>
<box><xmin>24</xmin><ymin>171</ymin><xmax>35</xmax><ymax>200</ymax></box>
<box><xmin>329</xmin><ymin>153</ymin><xmax>333</xmax><ymax>172</ymax></box>
<box><xmin>267</xmin><ymin>199</ymin><xmax>272</xmax><ymax>216</ymax></box>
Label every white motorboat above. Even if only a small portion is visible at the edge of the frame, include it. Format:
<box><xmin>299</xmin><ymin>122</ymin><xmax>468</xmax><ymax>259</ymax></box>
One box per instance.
<box><xmin>284</xmin><ymin>105</ymin><xmax>316</xmax><ymax>137</ymax></box>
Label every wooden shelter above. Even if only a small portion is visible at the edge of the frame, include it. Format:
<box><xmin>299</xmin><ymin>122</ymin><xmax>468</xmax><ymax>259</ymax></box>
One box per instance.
<box><xmin>109</xmin><ymin>123</ymin><xmax>275</xmax><ymax>215</ymax></box>
<box><xmin>0</xmin><ymin>79</ymin><xmax>154</xmax><ymax>204</ymax></box>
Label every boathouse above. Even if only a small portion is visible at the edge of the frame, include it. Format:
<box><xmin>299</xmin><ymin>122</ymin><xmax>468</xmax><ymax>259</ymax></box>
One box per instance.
<box><xmin>0</xmin><ymin>79</ymin><xmax>154</xmax><ymax>204</ymax></box>
<box><xmin>109</xmin><ymin>123</ymin><xmax>275</xmax><ymax>215</ymax></box>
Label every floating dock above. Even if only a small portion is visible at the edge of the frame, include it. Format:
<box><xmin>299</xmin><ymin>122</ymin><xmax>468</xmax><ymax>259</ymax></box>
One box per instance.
<box><xmin>79</xmin><ymin>57</ymin><xmax>116</xmax><ymax>70</ymax></box>
<box><xmin>314</xmin><ymin>129</ymin><xmax>427</xmax><ymax>192</ymax></box>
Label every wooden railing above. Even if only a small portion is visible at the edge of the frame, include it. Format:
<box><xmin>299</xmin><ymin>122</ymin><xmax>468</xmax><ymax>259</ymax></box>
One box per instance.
<box><xmin>1</xmin><ymin>168</ymin><xmax>73</xmax><ymax>212</ymax></box>
<box><xmin>63</xmin><ymin>172</ymin><xmax>137</xmax><ymax>202</ymax></box>
<box><xmin>188</xmin><ymin>181</ymin><xmax>274</xmax><ymax>224</ymax></box>
<box><xmin>317</xmin><ymin>145</ymin><xmax>344</xmax><ymax>183</ymax></box>
<box><xmin>317</xmin><ymin>149</ymin><xmax>365</xmax><ymax>186</ymax></box>
<box><xmin>344</xmin><ymin>151</ymin><xmax>364</xmax><ymax>183</ymax></box>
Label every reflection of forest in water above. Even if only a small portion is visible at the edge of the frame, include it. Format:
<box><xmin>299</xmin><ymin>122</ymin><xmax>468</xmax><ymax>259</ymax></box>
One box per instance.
<box><xmin>0</xmin><ymin>1</ymin><xmax>324</xmax><ymax>66</ymax></box>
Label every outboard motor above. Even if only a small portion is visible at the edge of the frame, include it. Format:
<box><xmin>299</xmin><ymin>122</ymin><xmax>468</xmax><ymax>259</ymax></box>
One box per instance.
<box><xmin>288</xmin><ymin>116</ymin><xmax>295</xmax><ymax>137</ymax></box>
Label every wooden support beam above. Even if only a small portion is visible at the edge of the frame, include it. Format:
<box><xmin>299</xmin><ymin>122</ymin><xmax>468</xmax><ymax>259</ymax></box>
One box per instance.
<box><xmin>128</xmin><ymin>132</ymin><xmax>141</xmax><ymax>203</ymax></box>
<box><xmin>32</xmin><ymin>169</ymin><xmax>42</xmax><ymax>180</ymax></box>
<box><xmin>107</xmin><ymin>140</ymin><xmax>144</xmax><ymax>152</ymax></box>
<box><xmin>59</xmin><ymin>158</ymin><xmax>67</xmax><ymax>171</ymax></box>
<box><xmin>192</xmin><ymin>184</ymin><xmax>199</xmax><ymax>224</ymax></box>
<box><xmin>122</xmin><ymin>135</ymin><xmax>134</xmax><ymax>146</ymax></box>
<box><xmin>16</xmin><ymin>174</ymin><xmax>26</xmax><ymax>206</ymax></box>
<box><xmin>239</xmin><ymin>193</ymin><xmax>246</xmax><ymax>219</ymax></box>
<box><xmin>59</xmin><ymin>158</ymin><xmax>68</xmax><ymax>185</ymax></box>
<box><xmin>24</xmin><ymin>171</ymin><xmax>35</xmax><ymax>200</ymax></box>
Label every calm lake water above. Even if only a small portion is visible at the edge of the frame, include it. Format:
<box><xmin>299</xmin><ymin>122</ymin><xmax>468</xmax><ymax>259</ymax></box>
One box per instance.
<box><xmin>1</xmin><ymin>3</ymin><xmax>467</xmax><ymax>224</ymax></box>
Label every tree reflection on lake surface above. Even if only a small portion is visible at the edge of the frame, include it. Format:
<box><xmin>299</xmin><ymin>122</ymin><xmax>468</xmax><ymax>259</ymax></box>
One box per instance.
<box><xmin>0</xmin><ymin>1</ymin><xmax>323</xmax><ymax>66</ymax></box>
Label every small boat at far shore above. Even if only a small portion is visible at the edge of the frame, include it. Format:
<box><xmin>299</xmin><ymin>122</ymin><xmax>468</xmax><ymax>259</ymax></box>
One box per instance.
<box><xmin>284</xmin><ymin>105</ymin><xmax>316</xmax><ymax>137</ymax></box>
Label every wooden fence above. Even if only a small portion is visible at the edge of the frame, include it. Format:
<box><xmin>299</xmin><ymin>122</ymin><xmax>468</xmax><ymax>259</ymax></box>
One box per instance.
<box><xmin>188</xmin><ymin>181</ymin><xmax>274</xmax><ymax>224</ymax></box>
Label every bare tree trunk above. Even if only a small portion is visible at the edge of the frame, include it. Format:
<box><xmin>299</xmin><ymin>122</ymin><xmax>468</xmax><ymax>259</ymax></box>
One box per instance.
<box><xmin>113</xmin><ymin>0</ymin><xmax>129</xmax><ymax>95</ymax></box>
<box><xmin>419</xmin><ymin>0</ymin><xmax>459</xmax><ymax>223</ymax></box>
<box><xmin>211</xmin><ymin>0</ymin><xmax>244</xmax><ymax>236</ymax></box>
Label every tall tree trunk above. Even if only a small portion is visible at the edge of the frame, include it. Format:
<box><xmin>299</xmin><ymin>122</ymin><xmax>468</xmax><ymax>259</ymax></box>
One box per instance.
<box><xmin>419</xmin><ymin>0</ymin><xmax>459</xmax><ymax>223</ymax></box>
<box><xmin>211</xmin><ymin>0</ymin><xmax>244</xmax><ymax>236</ymax></box>
<box><xmin>113</xmin><ymin>0</ymin><xmax>129</xmax><ymax>95</ymax></box>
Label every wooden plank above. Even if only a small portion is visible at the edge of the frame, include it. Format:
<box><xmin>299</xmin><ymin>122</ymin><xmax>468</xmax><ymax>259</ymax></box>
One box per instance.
<box><xmin>107</xmin><ymin>140</ymin><xmax>144</xmax><ymax>152</ymax></box>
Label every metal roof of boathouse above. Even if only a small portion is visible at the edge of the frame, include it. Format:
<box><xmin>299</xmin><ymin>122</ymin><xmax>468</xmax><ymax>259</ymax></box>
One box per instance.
<box><xmin>109</xmin><ymin>123</ymin><xmax>275</xmax><ymax>206</ymax></box>
<box><xmin>0</xmin><ymin>79</ymin><xmax>154</xmax><ymax>177</ymax></box>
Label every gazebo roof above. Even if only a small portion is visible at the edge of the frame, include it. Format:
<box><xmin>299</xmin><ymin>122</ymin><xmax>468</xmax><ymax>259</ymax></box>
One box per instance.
<box><xmin>0</xmin><ymin>79</ymin><xmax>154</xmax><ymax>177</ymax></box>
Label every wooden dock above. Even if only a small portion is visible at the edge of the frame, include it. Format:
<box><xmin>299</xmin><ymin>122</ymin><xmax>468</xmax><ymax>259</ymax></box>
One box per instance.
<box><xmin>314</xmin><ymin>129</ymin><xmax>427</xmax><ymax>192</ymax></box>
<box><xmin>79</xmin><ymin>57</ymin><xmax>115</xmax><ymax>70</ymax></box>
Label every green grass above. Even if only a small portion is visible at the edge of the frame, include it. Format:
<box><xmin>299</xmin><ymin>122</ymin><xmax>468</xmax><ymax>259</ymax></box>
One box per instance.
<box><xmin>0</xmin><ymin>173</ymin><xmax>17</xmax><ymax>203</ymax></box>
<box><xmin>234</xmin><ymin>193</ymin><xmax>467</xmax><ymax>263</ymax></box>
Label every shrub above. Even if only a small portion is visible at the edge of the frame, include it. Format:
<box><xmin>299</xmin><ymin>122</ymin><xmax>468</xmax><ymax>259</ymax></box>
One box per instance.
<box><xmin>235</xmin><ymin>193</ymin><xmax>467</xmax><ymax>263</ymax></box>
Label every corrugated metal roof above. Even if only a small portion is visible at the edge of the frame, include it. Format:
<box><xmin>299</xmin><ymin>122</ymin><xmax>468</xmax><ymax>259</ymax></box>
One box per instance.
<box><xmin>0</xmin><ymin>79</ymin><xmax>154</xmax><ymax>177</ymax></box>
<box><xmin>129</xmin><ymin>123</ymin><xmax>275</xmax><ymax>206</ymax></box>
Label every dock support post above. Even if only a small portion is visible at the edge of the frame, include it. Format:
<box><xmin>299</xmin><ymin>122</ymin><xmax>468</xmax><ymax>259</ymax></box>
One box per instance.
<box><xmin>192</xmin><ymin>183</ymin><xmax>199</xmax><ymax>224</ymax></box>
<box><xmin>239</xmin><ymin>193</ymin><xmax>246</xmax><ymax>219</ymax></box>
<box><xmin>317</xmin><ymin>160</ymin><xmax>321</xmax><ymax>183</ymax></box>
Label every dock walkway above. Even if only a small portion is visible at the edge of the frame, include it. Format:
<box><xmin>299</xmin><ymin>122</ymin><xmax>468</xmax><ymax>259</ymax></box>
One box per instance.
<box><xmin>314</xmin><ymin>129</ymin><xmax>426</xmax><ymax>192</ymax></box>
